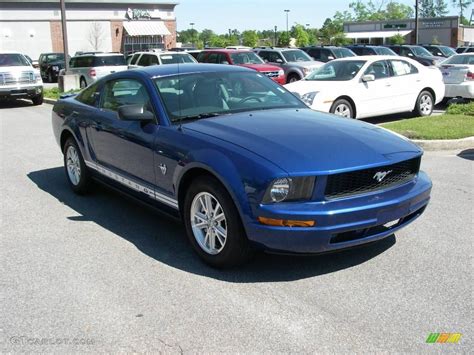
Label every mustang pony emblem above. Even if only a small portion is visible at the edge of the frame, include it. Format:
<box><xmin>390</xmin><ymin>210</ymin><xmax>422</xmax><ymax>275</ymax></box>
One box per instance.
<box><xmin>373</xmin><ymin>170</ymin><xmax>393</xmax><ymax>182</ymax></box>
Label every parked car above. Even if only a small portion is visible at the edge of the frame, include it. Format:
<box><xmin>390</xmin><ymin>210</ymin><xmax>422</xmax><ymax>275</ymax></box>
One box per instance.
<box><xmin>0</xmin><ymin>51</ymin><xmax>43</xmax><ymax>105</ymax></box>
<box><xmin>128</xmin><ymin>51</ymin><xmax>197</xmax><ymax>69</ymax></box>
<box><xmin>68</xmin><ymin>53</ymin><xmax>128</xmax><ymax>88</ymax></box>
<box><xmin>52</xmin><ymin>63</ymin><xmax>432</xmax><ymax>267</ymax></box>
<box><xmin>285</xmin><ymin>56</ymin><xmax>445</xmax><ymax>119</ymax></box>
<box><xmin>226</xmin><ymin>46</ymin><xmax>251</xmax><ymax>50</ymax></box>
<box><xmin>455</xmin><ymin>46</ymin><xmax>474</xmax><ymax>54</ymax></box>
<box><xmin>345</xmin><ymin>45</ymin><xmax>397</xmax><ymax>56</ymax></box>
<box><xmin>420</xmin><ymin>44</ymin><xmax>456</xmax><ymax>58</ymax></box>
<box><xmin>300</xmin><ymin>46</ymin><xmax>356</xmax><ymax>62</ymax></box>
<box><xmin>439</xmin><ymin>53</ymin><xmax>474</xmax><ymax>99</ymax></box>
<box><xmin>385</xmin><ymin>45</ymin><xmax>444</xmax><ymax>66</ymax></box>
<box><xmin>169</xmin><ymin>47</ymin><xmax>196</xmax><ymax>52</ymax></box>
<box><xmin>38</xmin><ymin>52</ymin><xmax>67</xmax><ymax>83</ymax></box>
<box><xmin>253</xmin><ymin>47</ymin><xmax>323</xmax><ymax>83</ymax></box>
<box><xmin>197</xmin><ymin>49</ymin><xmax>285</xmax><ymax>84</ymax></box>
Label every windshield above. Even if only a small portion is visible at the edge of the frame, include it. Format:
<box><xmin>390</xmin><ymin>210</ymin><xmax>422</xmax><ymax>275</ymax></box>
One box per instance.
<box><xmin>159</xmin><ymin>53</ymin><xmax>195</xmax><ymax>64</ymax></box>
<box><xmin>439</xmin><ymin>46</ymin><xmax>456</xmax><ymax>57</ymax></box>
<box><xmin>0</xmin><ymin>54</ymin><xmax>31</xmax><ymax>67</ymax></box>
<box><xmin>412</xmin><ymin>46</ymin><xmax>433</xmax><ymax>57</ymax></box>
<box><xmin>333</xmin><ymin>48</ymin><xmax>356</xmax><ymax>58</ymax></box>
<box><xmin>442</xmin><ymin>54</ymin><xmax>474</xmax><ymax>65</ymax></box>
<box><xmin>305</xmin><ymin>60</ymin><xmax>366</xmax><ymax>81</ymax></box>
<box><xmin>46</xmin><ymin>54</ymin><xmax>65</xmax><ymax>61</ymax></box>
<box><xmin>92</xmin><ymin>55</ymin><xmax>126</xmax><ymax>66</ymax></box>
<box><xmin>154</xmin><ymin>71</ymin><xmax>305</xmax><ymax>123</ymax></box>
<box><xmin>282</xmin><ymin>50</ymin><xmax>312</xmax><ymax>62</ymax></box>
<box><xmin>230</xmin><ymin>52</ymin><xmax>264</xmax><ymax>64</ymax></box>
<box><xmin>374</xmin><ymin>47</ymin><xmax>397</xmax><ymax>55</ymax></box>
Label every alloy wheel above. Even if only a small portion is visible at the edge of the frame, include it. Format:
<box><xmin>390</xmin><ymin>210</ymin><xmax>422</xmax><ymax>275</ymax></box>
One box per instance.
<box><xmin>66</xmin><ymin>145</ymin><xmax>81</xmax><ymax>186</ymax></box>
<box><xmin>334</xmin><ymin>103</ymin><xmax>351</xmax><ymax>118</ymax></box>
<box><xmin>190</xmin><ymin>192</ymin><xmax>227</xmax><ymax>255</ymax></box>
<box><xmin>419</xmin><ymin>94</ymin><xmax>433</xmax><ymax>115</ymax></box>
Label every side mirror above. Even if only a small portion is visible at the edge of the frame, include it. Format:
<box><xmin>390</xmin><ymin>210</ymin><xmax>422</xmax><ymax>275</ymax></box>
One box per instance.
<box><xmin>362</xmin><ymin>74</ymin><xmax>375</xmax><ymax>82</ymax></box>
<box><xmin>117</xmin><ymin>104</ymin><xmax>155</xmax><ymax>122</ymax></box>
<box><xmin>407</xmin><ymin>52</ymin><xmax>414</xmax><ymax>57</ymax></box>
<box><xmin>221</xmin><ymin>60</ymin><xmax>229</xmax><ymax>65</ymax></box>
<box><xmin>276</xmin><ymin>59</ymin><xmax>283</xmax><ymax>64</ymax></box>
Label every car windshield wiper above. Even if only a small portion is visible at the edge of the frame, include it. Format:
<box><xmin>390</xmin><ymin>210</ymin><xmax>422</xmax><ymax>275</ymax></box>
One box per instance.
<box><xmin>178</xmin><ymin>112</ymin><xmax>225</xmax><ymax>122</ymax></box>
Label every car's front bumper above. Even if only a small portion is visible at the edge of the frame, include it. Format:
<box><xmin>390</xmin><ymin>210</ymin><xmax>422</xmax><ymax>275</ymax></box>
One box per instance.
<box><xmin>444</xmin><ymin>82</ymin><xmax>474</xmax><ymax>99</ymax></box>
<box><xmin>245</xmin><ymin>171</ymin><xmax>432</xmax><ymax>253</ymax></box>
<box><xmin>0</xmin><ymin>84</ymin><xmax>43</xmax><ymax>99</ymax></box>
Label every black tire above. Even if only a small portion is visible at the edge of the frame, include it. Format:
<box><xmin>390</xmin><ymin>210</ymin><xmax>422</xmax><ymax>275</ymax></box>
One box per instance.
<box><xmin>47</xmin><ymin>71</ymin><xmax>53</xmax><ymax>83</ymax></box>
<box><xmin>32</xmin><ymin>94</ymin><xmax>43</xmax><ymax>106</ymax></box>
<box><xmin>286</xmin><ymin>73</ymin><xmax>300</xmax><ymax>84</ymax></box>
<box><xmin>414</xmin><ymin>90</ymin><xmax>434</xmax><ymax>117</ymax></box>
<box><xmin>183</xmin><ymin>176</ymin><xmax>253</xmax><ymax>268</ymax></box>
<box><xmin>63</xmin><ymin>138</ymin><xmax>92</xmax><ymax>194</ymax></box>
<box><xmin>330</xmin><ymin>98</ymin><xmax>354</xmax><ymax>118</ymax></box>
<box><xmin>80</xmin><ymin>77</ymin><xmax>87</xmax><ymax>89</ymax></box>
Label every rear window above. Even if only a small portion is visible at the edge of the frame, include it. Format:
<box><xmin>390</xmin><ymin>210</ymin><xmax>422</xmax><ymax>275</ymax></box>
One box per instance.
<box><xmin>374</xmin><ymin>47</ymin><xmax>397</xmax><ymax>56</ymax></box>
<box><xmin>442</xmin><ymin>54</ymin><xmax>474</xmax><ymax>65</ymax></box>
<box><xmin>92</xmin><ymin>55</ymin><xmax>126</xmax><ymax>66</ymax></box>
<box><xmin>333</xmin><ymin>48</ymin><xmax>356</xmax><ymax>58</ymax></box>
<box><xmin>159</xmin><ymin>53</ymin><xmax>195</xmax><ymax>64</ymax></box>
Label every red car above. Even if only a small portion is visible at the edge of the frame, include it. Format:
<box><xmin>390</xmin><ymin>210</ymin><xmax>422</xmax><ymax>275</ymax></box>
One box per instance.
<box><xmin>197</xmin><ymin>49</ymin><xmax>286</xmax><ymax>84</ymax></box>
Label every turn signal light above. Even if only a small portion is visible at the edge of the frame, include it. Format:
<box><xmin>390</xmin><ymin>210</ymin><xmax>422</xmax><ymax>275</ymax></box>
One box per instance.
<box><xmin>258</xmin><ymin>217</ymin><xmax>315</xmax><ymax>227</ymax></box>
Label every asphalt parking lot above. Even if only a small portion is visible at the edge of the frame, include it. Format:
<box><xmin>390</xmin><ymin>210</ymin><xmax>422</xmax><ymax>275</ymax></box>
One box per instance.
<box><xmin>1</xmin><ymin>101</ymin><xmax>472</xmax><ymax>352</ymax></box>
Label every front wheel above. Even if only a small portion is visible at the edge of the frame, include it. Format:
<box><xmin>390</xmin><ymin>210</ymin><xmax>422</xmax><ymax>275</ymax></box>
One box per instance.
<box><xmin>183</xmin><ymin>176</ymin><xmax>253</xmax><ymax>268</ymax></box>
<box><xmin>80</xmin><ymin>77</ymin><xmax>87</xmax><ymax>89</ymax></box>
<box><xmin>286</xmin><ymin>74</ymin><xmax>300</xmax><ymax>83</ymax></box>
<box><xmin>330</xmin><ymin>99</ymin><xmax>354</xmax><ymax>118</ymax></box>
<box><xmin>414</xmin><ymin>90</ymin><xmax>434</xmax><ymax>117</ymax></box>
<box><xmin>63</xmin><ymin>138</ymin><xmax>92</xmax><ymax>194</ymax></box>
<box><xmin>32</xmin><ymin>94</ymin><xmax>43</xmax><ymax>105</ymax></box>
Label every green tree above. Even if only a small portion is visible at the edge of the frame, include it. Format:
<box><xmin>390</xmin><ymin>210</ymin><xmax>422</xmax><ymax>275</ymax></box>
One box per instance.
<box><xmin>419</xmin><ymin>0</ymin><xmax>449</xmax><ymax>17</ymax></box>
<box><xmin>384</xmin><ymin>1</ymin><xmax>414</xmax><ymax>19</ymax></box>
<box><xmin>292</xmin><ymin>24</ymin><xmax>310</xmax><ymax>47</ymax></box>
<box><xmin>451</xmin><ymin>0</ymin><xmax>473</xmax><ymax>23</ymax></box>
<box><xmin>390</xmin><ymin>33</ymin><xmax>406</xmax><ymax>44</ymax></box>
<box><xmin>278</xmin><ymin>32</ymin><xmax>291</xmax><ymax>47</ymax></box>
<box><xmin>200</xmin><ymin>29</ymin><xmax>215</xmax><ymax>46</ymax></box>
<box><xmin>434</xmin><ymin>0</ymin><xmax>449</xmax><ymax>16</ymax></box>
<box><xmin>241</xmin><ymin>30</ymin><xmax>259</xmax><ymax>47</ymax></box>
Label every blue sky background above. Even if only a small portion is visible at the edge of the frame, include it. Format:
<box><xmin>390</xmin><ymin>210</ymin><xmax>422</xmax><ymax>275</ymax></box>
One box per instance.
<box><xmin>175</xmin><ymin>0</ymin><xmax>460</xmax><ymax>33</ymax></box>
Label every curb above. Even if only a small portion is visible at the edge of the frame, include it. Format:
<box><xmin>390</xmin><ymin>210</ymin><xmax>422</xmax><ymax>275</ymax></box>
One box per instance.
<box><xmin>43</xmin><ymin>98</ymin><xmax>57</xmax><ymax>105</ymax></box>
<box><xmin>412</xmin><ymin>137</ymin><xmax>474</xmax><ymax>151</ymax></box>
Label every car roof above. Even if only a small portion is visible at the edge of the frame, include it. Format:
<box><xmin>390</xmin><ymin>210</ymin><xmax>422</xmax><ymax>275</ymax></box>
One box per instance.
<box><xmin>202</xmin><ymin>49</ymin><xmax>253</xmax><ymax>53</ymax></box>
<box><xmin>133</xmin><ymin>63</ymin><xmax>251</xmax><ymax>77</ymax></box>
<box><xmin>132</xmin><ymin>51</ymin><xmax>189</xmax><ymax>55</ymax></box>
<box><xmin>331</xmin><ymin>55</ymin><xmax>411</xmax><ymax>62</ymax></box>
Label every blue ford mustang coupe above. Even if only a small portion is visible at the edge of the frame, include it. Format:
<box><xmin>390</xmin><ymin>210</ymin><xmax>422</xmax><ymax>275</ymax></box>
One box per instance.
<box><xmin>52</xmin><ymin>64</ymin><xmax>432</xmax><ymax>267</ymax></box>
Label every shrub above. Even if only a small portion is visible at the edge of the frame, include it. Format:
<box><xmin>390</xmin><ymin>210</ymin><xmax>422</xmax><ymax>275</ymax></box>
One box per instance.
<box><xmin>446</xmin><ymin>101</ymin><xmax>474</xmax><ymax>116</ymax></box>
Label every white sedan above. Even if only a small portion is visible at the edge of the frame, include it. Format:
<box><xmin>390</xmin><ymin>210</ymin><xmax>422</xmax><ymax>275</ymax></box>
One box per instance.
<box><xmin>439</xmin><ymin>53</ymin><xmax>474</xmax><ymax>99</ymax></box>
<box><xmin>285</xmin><ymin>55</ymin><xmax>445</xmax><ymax>119</ymax></box>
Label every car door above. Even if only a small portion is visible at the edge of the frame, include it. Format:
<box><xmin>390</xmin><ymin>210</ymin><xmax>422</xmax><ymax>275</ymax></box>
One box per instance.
<box><xmin>357</xmin><ymin>60</ymin><xmax>397</xmax><ymax>117</ymax></box>
<box><xmin>388</xmin><ymin>59</ymin><xmax>421</xmax><ymax>111</ymax></box>
<box><xmin>88</xmin><ymin>78</ymin><xmax>158</xmax><ymax>188</ymax></box>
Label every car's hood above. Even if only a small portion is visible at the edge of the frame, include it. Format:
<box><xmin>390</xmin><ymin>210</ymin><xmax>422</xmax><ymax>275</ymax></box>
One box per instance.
<box><xmin>184</xmin><ymin>108</ymin><xmax>421</xmax><ymax>174</ymax></box>
<box><xmin>239</xmin><ymin>63</ymin><xmax>282</xmax><ymax>72</ymax></box>
<box><xmin>0</xmin><ymin>65</ymin><xmax>35</xmax><ymax>73</ymax></box>
<box><xmin>287</xmin><ymin>60</ymin><xmax>323</xmax><ymax>69</ymax></box>
<box><xmin>285</xmin><ymin>79</ymin><xmax>346</xmax><ymax>95</ymax></box>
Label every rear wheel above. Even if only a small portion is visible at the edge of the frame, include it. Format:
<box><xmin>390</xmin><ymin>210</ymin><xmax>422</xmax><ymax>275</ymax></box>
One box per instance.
<box><xmin>330</xmin><ymin>99</ymin><xmax>354</xmax><ymax>118</ymax></box>
<box><xmin>414</xmin><ymin>90</ymin><xmax>434</xmax><ymax>116</ymax></box>
<box><xmin>63</xmin><ymin>138</ymin><xmax>92</xmax><ymax>194</ymax></box>
<box><xmin>183</xmin><ymin>176</ymin><xmax>253</xmax><ymax>268</ymax></box>
<box><xmin>286</xmin><ymin>73</ymin><xmax>300</xmax><ymax>83</ymax></box>
<box><xmin>80</xmin><ymin>77</ymin><xmax>87</xmax><ymax>89</ymax></box>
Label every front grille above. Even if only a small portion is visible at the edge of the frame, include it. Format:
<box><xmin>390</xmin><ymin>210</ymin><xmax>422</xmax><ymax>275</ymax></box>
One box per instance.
<box><xmin>325</xmin><ymin>157</ymin><xmax>421</xmax><ymax>199</ymax></box>
<box><xmin>263</xmin><ymin>71</ymin><xmax>280</xmax><ymax>78</ymax></box>
<box><xmin>0</xmin><ymin>71</ymin><xmax>36</xmax><ymax>86</ymax></box>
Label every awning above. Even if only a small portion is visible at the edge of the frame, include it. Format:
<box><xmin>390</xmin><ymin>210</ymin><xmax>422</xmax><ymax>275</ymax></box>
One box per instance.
<box><xmin>123</xmin><ymin>21</ymin><xmax>171</xmax><ymax>36</ymax></box>
<box><xmin>345</xmin><ymin>30</ymin><xmax>412</xmax><ymax>39</ymax></box>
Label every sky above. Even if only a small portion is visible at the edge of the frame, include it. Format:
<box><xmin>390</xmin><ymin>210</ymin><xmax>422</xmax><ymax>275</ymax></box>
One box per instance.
<box><xmin>174</xmin><ymin>0</ymin><xmax>461</xmax><ymax>33</ymax></box>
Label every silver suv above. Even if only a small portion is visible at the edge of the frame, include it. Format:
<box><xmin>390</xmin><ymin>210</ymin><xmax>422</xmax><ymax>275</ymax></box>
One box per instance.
<box><xmin>0</xmin><ymin>52</ymin><xmax>43</xmax><ymax>105</ymax></box>
<box><xmin>69</xmin><ymin>53</ymin><xmax>128</xmax><ymax>88</ymax></box>
<box><xmin>254</xmin><ymin>47</ymin><xmax>323</xmax><ymax>83</ymax></box>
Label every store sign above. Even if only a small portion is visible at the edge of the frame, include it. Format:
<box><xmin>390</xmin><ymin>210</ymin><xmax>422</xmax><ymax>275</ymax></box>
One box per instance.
<box><xmin>422</xmin><ymin>21</ymin><xmax>444</xmax><ymax>28</ymax></box>
<box><xmin>126</xmin><ymin>8</ymin><xmax>152</xmax><ymax>20</ymax></box>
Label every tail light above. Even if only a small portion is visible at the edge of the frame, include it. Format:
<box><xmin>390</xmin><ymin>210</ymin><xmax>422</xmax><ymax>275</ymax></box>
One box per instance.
<box><xmin>88</xmin><ymin>68</ymin><xmax>96</xmax><ymax>77</ymax></box>
<box><xmin>466</xmin><ymin>71</ymin><xmax>474</xmax><ymax>81</ymax></box>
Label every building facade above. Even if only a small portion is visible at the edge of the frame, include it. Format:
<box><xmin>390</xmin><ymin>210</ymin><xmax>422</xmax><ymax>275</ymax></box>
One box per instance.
<box><xmin>344</xmin><ymin>16</ymin><xmax>473</xmax><ymax>47</ymax></box>
<box><xmin>0</xmin><ymin>0</ymin><xmax>178</xmax><ymax>59</ymax></box>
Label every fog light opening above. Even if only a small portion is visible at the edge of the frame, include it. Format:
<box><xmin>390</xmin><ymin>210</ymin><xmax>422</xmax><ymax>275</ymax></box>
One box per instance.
<box><xmin>258</xmin><ymin>217</ymin><xmax>315</xmax><ymax>227</ymax></box>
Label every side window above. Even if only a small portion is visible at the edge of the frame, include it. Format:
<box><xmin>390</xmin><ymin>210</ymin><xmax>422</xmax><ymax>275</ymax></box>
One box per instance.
<box><xmin>130</xmin><ymin>53</ymin><xmax>140</xmax><ymax>65</ymax></box>
<box><xmin>364</xmin><ymin>60</ymin><xmax>391</xmax><ymax>79</ymax></box>
<box><xmin>399</xmin><ymin>47</ymin><xmax>412</xmax><ymax>57</ymax></box>
<box><xmin>390</xmin><ymin>60</ymin><xmax>418</xmax><ymax>76</ymax></box>
<box><xmin>100</xmin><ymin>79</ymin><xmax>154</xmax><ymax>117</ymax></box>
<box><xmin>268</xmin><ymin>52</ymin><xmax>283</xmax><ymax>63</ymax></box>
<box><xmin>258</xmin><ymin>51</ymin><xmax>270</xmax><ymax>62</ymax></box>
<box><xmin>308</xmin><ymin>48</ymin><xmax>320</xmax><ymax>60</ymax></box>
<box><xmin>361</xmin><ymin>48</ymin><xmax>373</xmax><ymax>55</ymax></box>
<box><xmin>321</xmin><ymin>49</ymin><xmax>331</xmax><ymax>61</ymax></box>
<box><xmin>69</xmin><ymin>58</ymin><xmax>76</xmax><ymax>68</ymax></box>
<box><xmin>206</xmin><ymin>53</ymin><xmax>219</xmax><ymax>63</ymax></box>
<box><xmin>76</xmin><ymin>83</ymin><xmax>100</xmax><ymax>107</ymax></box>
<box><xmin>149</xmin><ymin>55</ymin><xmax>158</xmax><ymax>65</ymax></box>
<box><xmin>138</xmin><ymin>54</ymin><xmax>151</xmax><ymax>66</ymax></box>
<box><xmin>217</xmin><ymin>53</ymin><xmax>228</xmax><ymax>64</ymax></box>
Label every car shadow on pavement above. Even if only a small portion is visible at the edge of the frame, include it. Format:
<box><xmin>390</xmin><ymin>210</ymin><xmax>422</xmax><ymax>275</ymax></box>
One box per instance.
<box><xmin>457</xmin><ymin>149</ymin><xmax>474</xmax><ymax>161</ymax></box>
<box><xmin>0</xmin><ymin>99</ymin><xmax>34</xmax><ymax>109</ymax></box>
<box><xmin>28</xmin><ymin>167</ymin><xmax>396</xmax><ymax>283</ymax></box>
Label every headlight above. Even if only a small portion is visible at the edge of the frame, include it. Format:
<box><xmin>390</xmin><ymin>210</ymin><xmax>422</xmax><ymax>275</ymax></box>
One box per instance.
<box><xmin>35</xmin><ymin>72</ymin><xmax>42</xmax><ymax>83</ymax></box>
<box><xmin>52</xmin><ymin>66</ymin><xmax>59</xmax><ymax>71</ymax></box>
<box><xmin>278</xmin><ymin>69</ymin><xmax>284</xmax><ymax>76</ymax></box>
<box><xmin>303</xmin><ymin>67</ymin><xmax>311</xmax><ymax>75</ymax></box>
<box><xmin>262</xmin><ymin>176</ymin><xmax>315</xmax><ymax>203</ymax></box>
<box><xmin>300</xmin><ymin>91</ymin><xmax>318</xmax><ymax>106</ymax></box>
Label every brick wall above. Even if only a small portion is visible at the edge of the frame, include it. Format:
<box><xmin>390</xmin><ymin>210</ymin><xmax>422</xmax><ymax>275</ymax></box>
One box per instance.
<box><xmin>110</xmin><ymin>21</ymin><xmax>123</xmax><ymax>52</ymax></box>
<box><xmin>164</xmin><ymin>20</ymin><xmax>177</xmax><ymax>49</ymax></box>
<box><xmin>50</xmin><ymin>21</ymin><xmax>64</xmax><ymax>52</ymax></box>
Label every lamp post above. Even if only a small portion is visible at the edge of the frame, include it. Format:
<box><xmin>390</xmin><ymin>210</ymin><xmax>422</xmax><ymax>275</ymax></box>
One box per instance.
<box><xmin>59</xmin><ymin>0</ymin><xmax>69</xmax><ymax>73</ymax></box>
<box><xmin>274</xmin><ymin>26</ymin><xmax>277</xmax><ymax>46</ymax></box>
<box><xmin>284</xmin><ymin>9</ymin><xmax>290</xmax><ymax>45</ymax></box>
<box><xmin>190</xmin><ymin>22</ymin><xmax>195</xmax><ymax>46</ymax></box>
<box><xmin>414</xmin><ymin>0</ymin><xmax>419</xmax><ymax>44</ymax></box>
